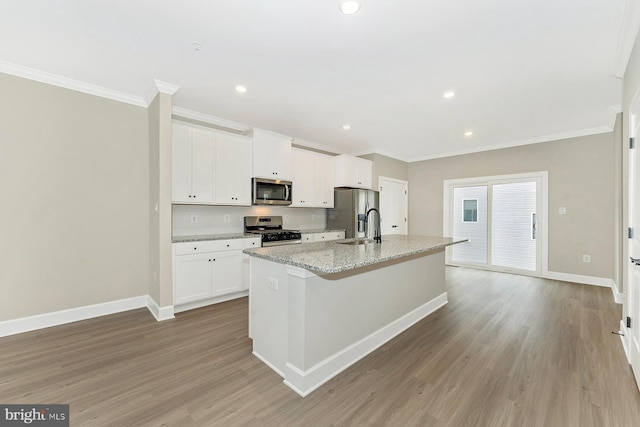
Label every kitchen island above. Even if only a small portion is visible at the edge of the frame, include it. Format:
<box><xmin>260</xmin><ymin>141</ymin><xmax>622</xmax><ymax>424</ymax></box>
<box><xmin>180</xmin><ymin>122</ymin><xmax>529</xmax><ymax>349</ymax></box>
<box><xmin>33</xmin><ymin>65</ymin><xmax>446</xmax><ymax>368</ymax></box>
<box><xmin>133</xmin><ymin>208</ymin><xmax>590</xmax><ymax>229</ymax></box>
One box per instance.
<box><xmin>243</xmin><ymin>234</ymin><xmax>467</xmax><ymax>396</ymax></box>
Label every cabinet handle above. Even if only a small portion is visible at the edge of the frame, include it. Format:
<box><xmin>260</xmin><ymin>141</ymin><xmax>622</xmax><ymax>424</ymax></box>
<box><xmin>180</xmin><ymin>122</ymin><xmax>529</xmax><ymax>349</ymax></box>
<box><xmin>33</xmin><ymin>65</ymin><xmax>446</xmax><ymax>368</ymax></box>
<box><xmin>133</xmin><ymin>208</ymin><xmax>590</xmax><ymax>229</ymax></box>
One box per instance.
<box><xmin>193</xmin><ymin>247</ymin><xmax>197</xmax><ymax>250</ymax></box>
<box><xmin>226</xmin><ymin>244</ymin><xmax>230</xmax><ymax>247</ymax></box>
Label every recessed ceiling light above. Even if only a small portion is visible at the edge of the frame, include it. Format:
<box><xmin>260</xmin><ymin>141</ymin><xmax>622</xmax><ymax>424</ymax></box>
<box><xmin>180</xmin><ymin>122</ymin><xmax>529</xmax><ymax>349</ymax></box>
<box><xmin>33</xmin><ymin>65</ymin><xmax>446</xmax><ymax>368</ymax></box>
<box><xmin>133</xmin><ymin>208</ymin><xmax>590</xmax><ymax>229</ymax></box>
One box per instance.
<box><xmin>193</xmin><ymin>41</ymin><xmax>202</xmax><ymax>51</ymax></box>
<box><xmin>343</xmin><ymin>124</ymin><xmax>351</xmax><ymax>130</ymax></box>
<box><xmin>340</xmin><ymin>1</ymin><xmax>361</xmax><ymax>15</ymax></box>
<box><xmin>235</xmin><ymin>85</ymin><xmax>247</xmax><ymax>94</ymax></box>
<box><xmin>464</xmin><ymin>131</ymin><xmax>473</xmax><ymax>137</ymax></box>
<box><xmin>443</xmin><ymin>91</ymin><xmax>456</xmax><ymax>99</ymax></box>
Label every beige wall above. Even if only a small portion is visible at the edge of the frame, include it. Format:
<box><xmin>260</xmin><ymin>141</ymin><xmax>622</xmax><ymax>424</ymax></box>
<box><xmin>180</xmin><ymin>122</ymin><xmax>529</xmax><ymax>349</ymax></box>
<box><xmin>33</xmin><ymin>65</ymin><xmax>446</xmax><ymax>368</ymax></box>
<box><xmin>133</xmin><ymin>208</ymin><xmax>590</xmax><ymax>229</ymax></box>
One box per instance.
<box><xmin>408</xmin><ymin>130</ymin><xmax>617</xmax><ymax>280</ymax></box>
<box><xmin>0</xmin><ymin>73</ymin><xmax>150</xmax><ymax>321</ymax></box>
<box><xmin>359</xmin><ymin>153</ymin><xmax>409</xmax><ymax>188</ymax></box>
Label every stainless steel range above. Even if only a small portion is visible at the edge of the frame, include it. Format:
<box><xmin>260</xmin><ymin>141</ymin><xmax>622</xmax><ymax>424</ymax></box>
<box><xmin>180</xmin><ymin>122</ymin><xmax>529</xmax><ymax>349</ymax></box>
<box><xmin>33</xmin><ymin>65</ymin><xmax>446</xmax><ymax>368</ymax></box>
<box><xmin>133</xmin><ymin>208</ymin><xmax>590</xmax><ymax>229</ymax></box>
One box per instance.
<box><xmin>244</xmin><ymin>216</ymin><xmax>302</xmax><ymax>247</ymax></box>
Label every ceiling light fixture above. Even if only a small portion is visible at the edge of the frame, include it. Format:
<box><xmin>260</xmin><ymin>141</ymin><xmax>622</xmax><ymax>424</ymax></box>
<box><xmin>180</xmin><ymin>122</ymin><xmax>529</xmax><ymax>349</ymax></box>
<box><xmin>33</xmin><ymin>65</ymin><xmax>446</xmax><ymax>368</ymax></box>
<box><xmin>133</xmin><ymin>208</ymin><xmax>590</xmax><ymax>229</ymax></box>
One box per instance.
<box><xmin>193</xmin><ymin>41</ymin><xmax>202</xmax><ymax>51</ymax></box>
<box><xmin>343</xmin><ymin>124</ymin><xmax>351</xmax><ymax>130</ymax></box>
<box><xmin>235</xmin><ymin>85</ymin><xmax>247</xmax><ymax>94</ymax></box>
<box><xmin>443</xmin><ymin>90</ymin><xmax>455</xmax><ymax>99</ymax></box>
<box><xmin>340</xmin><ymin>1</ymin><xmax>361</xmax><ymax>15</ymax></box>
<box><xmin>464</xmin><ymin>131</ymin><xmax>473</xmax><ymax>137</ymax></box>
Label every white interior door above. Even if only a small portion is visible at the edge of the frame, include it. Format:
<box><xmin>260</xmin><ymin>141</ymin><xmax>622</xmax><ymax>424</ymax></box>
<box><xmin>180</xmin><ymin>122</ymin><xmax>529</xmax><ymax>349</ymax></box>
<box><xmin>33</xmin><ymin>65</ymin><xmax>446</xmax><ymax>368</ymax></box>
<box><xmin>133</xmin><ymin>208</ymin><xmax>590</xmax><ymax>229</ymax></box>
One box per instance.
<box><xmin>379</xmin><ymin>177</ymin><xmax>408</xmax><ymax>235</ymax></box>
<box><xmin>628</xmin><ymin>112</ymin><xmax>640</xmax><ymax>389</ymax></box>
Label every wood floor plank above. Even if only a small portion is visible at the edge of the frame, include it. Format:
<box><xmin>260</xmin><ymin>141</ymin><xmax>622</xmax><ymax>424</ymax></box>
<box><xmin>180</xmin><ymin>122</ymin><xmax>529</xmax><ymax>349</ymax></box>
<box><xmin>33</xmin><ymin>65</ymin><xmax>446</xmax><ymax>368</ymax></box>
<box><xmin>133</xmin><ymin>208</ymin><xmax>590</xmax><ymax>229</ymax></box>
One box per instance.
<box><xmin>1</xmin><ymin>267</ymin><xmax>639</xmax><ymax>426</ymax></box>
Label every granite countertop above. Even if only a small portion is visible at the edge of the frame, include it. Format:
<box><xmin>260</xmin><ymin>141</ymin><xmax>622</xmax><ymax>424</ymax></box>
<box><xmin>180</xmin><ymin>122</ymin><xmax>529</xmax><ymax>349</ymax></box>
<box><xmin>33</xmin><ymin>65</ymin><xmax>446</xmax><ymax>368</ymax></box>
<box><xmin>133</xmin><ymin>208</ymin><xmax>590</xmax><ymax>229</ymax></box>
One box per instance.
<box><xmin>243</xmin><ymin>234</ymin><xmax>468</xmax><ymax>274</ymax></box>
<box><xmin>172</xmin><ymin>233</ymin><xmax>256</xmax><ymax>243</ymax></box>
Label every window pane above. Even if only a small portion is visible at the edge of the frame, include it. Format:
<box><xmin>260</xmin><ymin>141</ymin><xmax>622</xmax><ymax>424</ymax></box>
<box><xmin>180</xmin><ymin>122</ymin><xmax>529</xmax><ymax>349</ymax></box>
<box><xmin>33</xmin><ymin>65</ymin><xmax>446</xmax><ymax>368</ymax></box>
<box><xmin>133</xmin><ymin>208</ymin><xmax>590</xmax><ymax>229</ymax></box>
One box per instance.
<box><xmin>463</xmin><ymin>199</ymin><xmax>478</xmax><ymax>222</ymax></box>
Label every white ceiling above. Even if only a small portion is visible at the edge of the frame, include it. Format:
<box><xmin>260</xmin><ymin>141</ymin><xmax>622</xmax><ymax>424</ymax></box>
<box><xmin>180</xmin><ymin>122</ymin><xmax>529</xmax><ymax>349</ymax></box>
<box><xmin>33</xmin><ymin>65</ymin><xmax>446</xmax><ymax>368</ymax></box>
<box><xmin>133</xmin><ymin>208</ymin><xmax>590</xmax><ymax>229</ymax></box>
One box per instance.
<box><xmin>0</xmin><ymin>0</ymin><xmax>628</xmax><ymax>161</ymax></box>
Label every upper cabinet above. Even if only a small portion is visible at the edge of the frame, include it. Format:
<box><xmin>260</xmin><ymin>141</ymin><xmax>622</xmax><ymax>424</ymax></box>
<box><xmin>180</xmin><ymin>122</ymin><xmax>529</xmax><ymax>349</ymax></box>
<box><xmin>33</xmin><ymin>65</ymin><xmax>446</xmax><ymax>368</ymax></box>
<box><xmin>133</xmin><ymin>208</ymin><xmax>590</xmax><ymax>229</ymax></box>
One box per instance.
<box><xmin>214</xmin><ymin>133</ymin><xmax>252</xmax><ymax>205</ymax></box>
<box><xmin>172</xmin><ymin>122</ymin><xmax>215</xmax><ymax>204</ymax></box>
<box><xmin>334</xmin><ymin>154</ymin><xmax>373</xmax><ymax>189</ymax></box>
<box><xmin>291</xmin><ymin>148</ymin><xmax>335</xmax><ymax>208</ymax></box>
<box><xmin>251</xmin><ymin>129</ymin><xmax>292</xmax><ymax>180</ymax></box>
<box><xmin>172</xmin><ymin>121</ymin><xmax>252</xmax><ymax>206</ymax></box>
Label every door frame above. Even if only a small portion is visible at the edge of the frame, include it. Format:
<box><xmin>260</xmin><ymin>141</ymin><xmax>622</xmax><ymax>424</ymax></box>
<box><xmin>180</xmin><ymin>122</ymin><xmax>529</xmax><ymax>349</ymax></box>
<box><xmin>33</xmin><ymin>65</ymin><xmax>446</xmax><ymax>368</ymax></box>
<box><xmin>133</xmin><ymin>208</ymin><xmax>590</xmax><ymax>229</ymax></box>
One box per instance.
<box><xmin>443</xmin><ymin>171</ymin><xmax>549</xmax><ymax>277</ymax></box>
<box><xmin>625</xmin><ymin>88</ymin><xmax>640</xmax><ymax>389</ymax></box>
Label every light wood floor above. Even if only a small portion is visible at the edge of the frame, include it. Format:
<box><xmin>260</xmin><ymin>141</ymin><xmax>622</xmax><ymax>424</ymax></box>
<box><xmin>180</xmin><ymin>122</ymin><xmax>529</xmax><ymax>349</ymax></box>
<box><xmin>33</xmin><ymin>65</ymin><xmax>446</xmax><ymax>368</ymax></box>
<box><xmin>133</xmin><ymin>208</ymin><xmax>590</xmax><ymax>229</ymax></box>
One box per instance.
<box><xmin>2</xmin><ymin>267</ymin><xmax>640</xmax><ymax>426</ymax></box>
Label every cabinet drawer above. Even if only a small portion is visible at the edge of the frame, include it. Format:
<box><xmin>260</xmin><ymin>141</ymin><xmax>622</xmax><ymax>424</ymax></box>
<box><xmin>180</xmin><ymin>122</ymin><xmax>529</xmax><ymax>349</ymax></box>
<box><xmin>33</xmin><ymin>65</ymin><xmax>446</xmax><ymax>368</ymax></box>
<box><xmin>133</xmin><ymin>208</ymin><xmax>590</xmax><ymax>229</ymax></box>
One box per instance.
<box><xmin>243</xmin><ymin>238</ymin><xmax>261</xmax><ymax>249</ymax></box>
<box><xmin>314</xmin><ymin>231</ymin><xmax>345</xmax><ymax>242</ymax></box>
<box><xmin>174</xmin><ymin>239</ymin><xmax>243</xmax><ymax>255</ymax></box>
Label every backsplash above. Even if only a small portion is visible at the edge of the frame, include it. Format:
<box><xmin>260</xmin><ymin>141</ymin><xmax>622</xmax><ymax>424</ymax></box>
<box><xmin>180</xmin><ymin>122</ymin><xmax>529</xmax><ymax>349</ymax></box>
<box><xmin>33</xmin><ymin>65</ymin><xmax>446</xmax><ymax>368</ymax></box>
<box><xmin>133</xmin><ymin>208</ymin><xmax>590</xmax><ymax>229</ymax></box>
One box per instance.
<box><xmin>172</xmin><ymin>205</ymin><xmax>327</xmax><ymax>236</ymax></box>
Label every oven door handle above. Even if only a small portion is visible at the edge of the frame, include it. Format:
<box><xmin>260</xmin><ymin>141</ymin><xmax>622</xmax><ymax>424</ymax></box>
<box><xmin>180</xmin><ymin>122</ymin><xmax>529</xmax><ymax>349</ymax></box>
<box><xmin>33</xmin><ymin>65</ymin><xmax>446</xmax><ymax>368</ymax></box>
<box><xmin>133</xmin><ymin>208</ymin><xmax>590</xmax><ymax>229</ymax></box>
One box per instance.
<box><xmin>285</xmin><ymin>184</ymin><xmax>290</xmax><ymax>202</ymax></box>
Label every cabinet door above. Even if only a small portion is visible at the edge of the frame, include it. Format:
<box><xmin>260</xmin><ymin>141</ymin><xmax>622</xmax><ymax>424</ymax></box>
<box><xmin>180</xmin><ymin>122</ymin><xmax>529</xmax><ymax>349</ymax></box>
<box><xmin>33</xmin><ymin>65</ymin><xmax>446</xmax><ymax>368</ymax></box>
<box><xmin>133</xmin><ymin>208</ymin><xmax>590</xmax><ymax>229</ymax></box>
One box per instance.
<box><xmin>172</xmin><ymin>123</ymin><xmax>193</xmax><ymax>203</ymax></box>
<box><xmin>315</xmin><ymin>154</ymin><xmax>335</xmax><ymax>207</ymax></box>
<box><xmin>291</xmin><ymin>150</ymin><xmax>315</xmax><ymax>207</ymax></box>
<box><xmin>174</xmin><ymin>253</ymin><xmax>213</xmax><ymax>305</ymax></box>
<box><xmin>355</xmin><ymin>158</ymin><xmax>373</xmax><ymax>189</ymax></box>
<box><xmin>215</xmin><ymin>133</ymin><xmax>252</xmax><ymax>205</ymax></box>
<box><xmin>252</xmin><ymin>129</ymin><xmax>292</xmax><ymax>179</ymax></box>
<box><xmin>212</xmin><ymin>251</ymin><xmax>244</xmax><ymax>295</ymax></box>
<box><xmin>190</xmin><ymin>128</ymin><xmax>215</xmax><ymax>203</ymax></box>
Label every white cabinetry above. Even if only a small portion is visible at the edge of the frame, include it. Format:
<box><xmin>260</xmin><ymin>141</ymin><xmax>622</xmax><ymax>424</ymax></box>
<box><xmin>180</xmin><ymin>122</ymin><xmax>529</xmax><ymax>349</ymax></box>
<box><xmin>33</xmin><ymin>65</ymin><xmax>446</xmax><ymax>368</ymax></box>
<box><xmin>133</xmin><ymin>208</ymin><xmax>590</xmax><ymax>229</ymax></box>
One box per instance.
<box><xmin>172</xmin><ymin>122</ymin><xmax>215</xmax><ymax>203</ymax></box>
<box><xmin>334</xmin><ymin>154</ymin><xmax>373</xmax><ymax>189</ymax></box>
<box><xmin>173</xmin><ymin>237</ymin><xmax>258</xmax><ymax>310</ymax></box>
<box><xmin>214</xmin><ymin>133</ymin><xmax>252</xmax><ymax>205</ymax></box>
<box><xmin>291</xmin><ymin>149</ymin><xmax>335</xmax><ymax>208</ymax></box>
<box><xmin>252</xmin><ymin>129</ymin><xmax>292</xmax><ymax>180</ymax></box>
<box><xmin>300</xmin><ymin>231</ymin><xmax>345</xmax><ymax>243</ymax></box>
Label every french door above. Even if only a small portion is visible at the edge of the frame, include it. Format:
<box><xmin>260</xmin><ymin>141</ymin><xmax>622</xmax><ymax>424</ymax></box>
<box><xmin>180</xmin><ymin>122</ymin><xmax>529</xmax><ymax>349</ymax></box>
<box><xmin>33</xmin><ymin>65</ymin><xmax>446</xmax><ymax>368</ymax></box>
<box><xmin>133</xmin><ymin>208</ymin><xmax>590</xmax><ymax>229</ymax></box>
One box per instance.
<box><xmin>445</xmin><ymin>173</ymin><xmax>546</xmax><ymax>276</ymax></box>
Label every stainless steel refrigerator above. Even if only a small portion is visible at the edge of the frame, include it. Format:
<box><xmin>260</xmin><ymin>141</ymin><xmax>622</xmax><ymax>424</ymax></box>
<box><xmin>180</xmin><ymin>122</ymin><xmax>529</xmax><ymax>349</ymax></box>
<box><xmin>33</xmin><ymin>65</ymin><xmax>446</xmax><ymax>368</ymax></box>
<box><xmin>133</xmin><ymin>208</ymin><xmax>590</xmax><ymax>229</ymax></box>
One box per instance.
<box><xmin>327</xmin><ymin>188</ymin><xmax>379</xmax><ymax>239</ymax></box>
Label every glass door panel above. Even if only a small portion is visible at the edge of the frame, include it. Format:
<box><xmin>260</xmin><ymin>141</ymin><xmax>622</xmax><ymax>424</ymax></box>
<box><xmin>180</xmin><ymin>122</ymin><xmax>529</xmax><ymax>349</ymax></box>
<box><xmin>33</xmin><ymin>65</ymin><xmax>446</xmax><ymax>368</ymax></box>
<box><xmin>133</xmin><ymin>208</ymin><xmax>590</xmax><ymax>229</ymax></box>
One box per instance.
<box><xmin>491</xmin><ymin>181</ymin><xmax>537</xmax><ymax>271</ymax></box>
<box><xmin>451</xmin><ymin>186</ymin><xmax>488</xmax><ymax>265</ymax></box>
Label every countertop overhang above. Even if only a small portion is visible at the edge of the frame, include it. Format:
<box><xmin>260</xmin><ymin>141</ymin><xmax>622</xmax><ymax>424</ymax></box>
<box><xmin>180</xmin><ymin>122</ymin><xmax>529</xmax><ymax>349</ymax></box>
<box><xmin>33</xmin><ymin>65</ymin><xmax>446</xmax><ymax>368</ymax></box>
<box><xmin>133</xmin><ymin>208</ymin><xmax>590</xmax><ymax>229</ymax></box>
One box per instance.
<box><xmin>243</xmin><ymin>234</ymin><xmax>468</xmax><ymax>274</ymax></box>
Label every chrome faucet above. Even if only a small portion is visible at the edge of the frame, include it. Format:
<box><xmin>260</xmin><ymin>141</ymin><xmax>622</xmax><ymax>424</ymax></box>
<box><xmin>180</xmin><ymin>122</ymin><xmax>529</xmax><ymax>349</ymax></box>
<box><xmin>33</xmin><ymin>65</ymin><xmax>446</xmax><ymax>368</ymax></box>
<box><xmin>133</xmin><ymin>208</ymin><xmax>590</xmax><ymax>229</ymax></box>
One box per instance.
<box><xmin>365</xmin><ymin>208</ymin><xmax>382</xmax><ymax>243</ymax></box>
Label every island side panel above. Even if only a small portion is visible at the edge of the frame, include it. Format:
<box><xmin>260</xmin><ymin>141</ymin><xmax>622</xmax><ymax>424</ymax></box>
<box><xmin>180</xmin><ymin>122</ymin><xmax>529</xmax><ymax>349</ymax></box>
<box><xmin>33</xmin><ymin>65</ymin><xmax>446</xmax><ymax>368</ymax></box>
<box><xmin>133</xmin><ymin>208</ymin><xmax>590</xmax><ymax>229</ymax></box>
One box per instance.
<box><xmin>293</xmin><ymin>250</ymin><xmax>446</xmax><ymax>371</ymax></box>
<box><xmin>249</xmin><ymin>256</ymin><xmax>290</xmax><ymax>376</ymax></box>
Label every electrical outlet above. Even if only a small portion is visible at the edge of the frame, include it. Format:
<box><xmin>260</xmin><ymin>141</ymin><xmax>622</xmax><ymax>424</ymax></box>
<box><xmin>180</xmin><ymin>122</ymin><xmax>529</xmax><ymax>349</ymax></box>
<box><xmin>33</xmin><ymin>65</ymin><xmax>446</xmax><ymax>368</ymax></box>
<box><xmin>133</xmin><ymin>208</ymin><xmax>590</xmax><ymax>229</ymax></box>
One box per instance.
<box><xmin>224</xmin><ymin>215</ymin><xmax>231</xmax><ymax>223</ymax></box>
<box><xmin>583</xmin><ymin>254</ymin><xmax>591</xmax><ymax>263</ymax></box>
<box><xmin>559</xmin><ymin>207</ymin><xmax>566</xmax><ymax>215</ymax></box>
<box><xmin>190</xmin><ymin>215</ymin><xmax>198</xmax><ymax>224</ymax></box>
<box><xmin>284</xmin><ymin>214</ymin><xmax>289</xmax><ymax>222</ymax></box>
<box><xmin>153</xmin><ymin>271</ymin><xmax>158</xmax><ymax>282</ymax></box>
<box><xmin>268</xmin><ymin>277</ymin><xmax>278</xmax><ymax>290</ymax></box>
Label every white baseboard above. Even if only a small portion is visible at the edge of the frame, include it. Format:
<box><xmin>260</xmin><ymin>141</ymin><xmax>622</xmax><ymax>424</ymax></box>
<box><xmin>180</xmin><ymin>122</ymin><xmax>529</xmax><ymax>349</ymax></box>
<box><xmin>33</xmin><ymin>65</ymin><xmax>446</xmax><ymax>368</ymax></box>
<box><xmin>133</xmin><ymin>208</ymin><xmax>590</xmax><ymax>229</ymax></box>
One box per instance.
<box><xmin>620</xmin><ymin>319</ymin><xmax>630</xmax><ymax>361</ymax></box>
<box><xmin>545</xmin><ymin>271</ymin><xmax>613</xmax><ymax>288</ymax></box>
<box><xmin>173</xmin><ymin>291</ymin><xmax>248</xmax><ymax>313</ymax></box>
<box><xmin>283</xmin><ymin>292</ymin><xmax>448</xmax><ymax>397</ymax></box>
<box><xmin>0</xmin><ymin>295</ymin><xmax>174</xmax><ymax>337</ymax></box>
<box><xmin>146</xmin><ymin>296</ymin><xmax>175</xmax><ymax>321</ymax></box>
<box><xmin>611</xmin><ymin>280</ymin><xmax>624</xmax><ymax>304</ymax></box>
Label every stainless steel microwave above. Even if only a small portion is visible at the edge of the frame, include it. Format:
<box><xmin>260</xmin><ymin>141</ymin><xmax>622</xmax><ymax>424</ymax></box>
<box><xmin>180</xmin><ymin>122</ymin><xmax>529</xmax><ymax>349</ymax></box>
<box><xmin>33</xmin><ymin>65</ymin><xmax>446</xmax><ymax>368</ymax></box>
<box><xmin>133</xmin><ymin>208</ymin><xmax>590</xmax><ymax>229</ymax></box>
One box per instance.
<box><xmin>252</xmin><ymin>178</ymin><xmax>293</xmax><ymax>205</ymax></box>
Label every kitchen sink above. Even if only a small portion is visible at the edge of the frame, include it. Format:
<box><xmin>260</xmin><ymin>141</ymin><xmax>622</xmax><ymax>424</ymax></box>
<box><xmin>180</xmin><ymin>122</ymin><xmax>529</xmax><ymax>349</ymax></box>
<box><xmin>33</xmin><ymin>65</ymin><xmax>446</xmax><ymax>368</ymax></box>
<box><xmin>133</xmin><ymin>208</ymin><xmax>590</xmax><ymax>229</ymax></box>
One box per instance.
<box><xmin>337</xmin><ymin>238</ymin><xmax>376</xmax><ymax>245</ymax></box>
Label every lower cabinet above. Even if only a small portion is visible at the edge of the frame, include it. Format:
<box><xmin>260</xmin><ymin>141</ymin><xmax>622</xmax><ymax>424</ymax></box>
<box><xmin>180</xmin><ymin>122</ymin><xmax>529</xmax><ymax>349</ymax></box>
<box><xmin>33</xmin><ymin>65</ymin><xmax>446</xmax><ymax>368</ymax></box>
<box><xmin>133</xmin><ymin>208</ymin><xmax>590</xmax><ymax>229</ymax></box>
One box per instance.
<box><xmin>173</xmin><ymin>237</ymin><xmax>260</xmax><ymax>310</ymax></box>
<box><xmin>301</xmin><ymin>231</ymin><xmax>346</xmax><ymax>243</ymax></box>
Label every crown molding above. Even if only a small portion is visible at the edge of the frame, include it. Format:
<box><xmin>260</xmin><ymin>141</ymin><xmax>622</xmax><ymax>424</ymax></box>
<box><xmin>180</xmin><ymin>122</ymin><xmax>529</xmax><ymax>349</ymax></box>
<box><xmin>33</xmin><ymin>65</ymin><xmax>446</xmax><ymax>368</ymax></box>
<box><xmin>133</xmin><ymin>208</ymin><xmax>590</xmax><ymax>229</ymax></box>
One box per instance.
<box><xmin>143</xmin><ymin>80</ymin><xmax>181</xmax><ymax>106</ymax></box>
<box><xmin>291</xmin><ymin>137</ymin><xmax>342</xmax><ymax>155</ymax></box>
<box><xmin>612</xmin><ymin>0</ymin><xmax>640</xmax><ymax>78</ymax></box>
<box><xmin>0</xmin><ymin>60</ymin><xmax>147</xmax><ymax>107</ymax></box>
<box><xmin>172</xmin><ymin>106</ymin><xmax>251</xmax><ymax>132</ymax></box>
<box><xmin>409</xmin><ymin>125</ymin><xmax>614</xmax><ymax>162</ymax></box>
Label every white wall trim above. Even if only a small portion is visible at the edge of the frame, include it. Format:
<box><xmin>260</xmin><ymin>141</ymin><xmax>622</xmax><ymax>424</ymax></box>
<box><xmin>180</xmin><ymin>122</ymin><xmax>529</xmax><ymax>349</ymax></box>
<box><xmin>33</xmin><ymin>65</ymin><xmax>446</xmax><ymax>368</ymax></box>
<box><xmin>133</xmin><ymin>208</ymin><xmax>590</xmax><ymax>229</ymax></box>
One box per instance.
<box><xmin>0</xmin><ymin>296</ymin><xmax>175</xmax><ymax>338</ymax></box>
<box><xmin>282</xmin><ymin>292</ymin><xmax>447</xmax><ymax>397</ymax></box>
<box><xmin>620</xmin><ymin>319</ymin><xmax>630</xmax><ymax>361</ymax></box>
<box><xmin>173</xmin><ymin>291</ymin><xmax>248</xmax><ymax>313</ymax></box>
<box><xmin>613</xmin><ymin>0</ymin><xmax>640</xmax><ymax>78</ymax></box>
<box><xmin>0</xmin><ymin>60</ymin><xmax>148</xmax><ymax>107</ymax></box>
<box><xmin>146</xmin><ymin>296</ymin><xmax>175</xmax><ymax>321</ymax></box>
<box><xmin>611</xmin><ymin>279</ymin><xmax>624</xmax><ymax>304</ymax></box>
<box><xmin>544</xmin><ymin>270</ymin><xmax>614</xmax><ymax>288</ymax></box>
<box><xmin>172</xmin><ymin>106</ymin><xmax>251</xmax><ymax>132</ymax></box>
<box><xmin>410</xmin><ymin>125</ymin><xmax>613</xmax><ymax>162</ymax></box>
